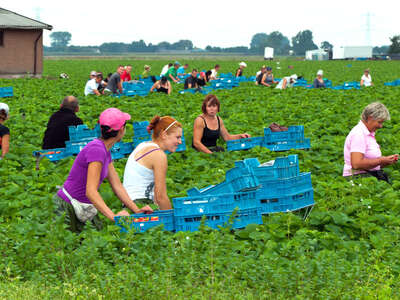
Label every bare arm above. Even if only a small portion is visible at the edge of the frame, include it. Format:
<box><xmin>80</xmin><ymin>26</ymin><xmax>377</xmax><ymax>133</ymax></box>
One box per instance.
<box><xmin>86</xmin><ymin>161</ymin><xmax>124</xmax><ymax>221</ymax></box>
<box><xmin>150</xmin><ymin>82</ymin><xmax>159</xmax><ymax>92</ymax></box>
<box><xmin>93</xmin><ymin>89</ymin><xmax>101</xmax><ymax>96</ymax></box>
<box><xmin>169</xmin><ymin>73</ymin><xmax>178</xmax><ymax>83</ymax></box>
<box><xmin>261</xmin><ymin>74</ymin><xmax>271</xmax><ymax>87</ymax></box>
<box><xmin>1</xmin><ymin>134</ymin><xmax>9</xmax><ymax>158</ymax></box>
<box><xmin>351</xmin><ymin>152</ymin><xmax>397</xmax><ymax>170</ymax></box>
<box><xmin>235</xmin><ymin>70</ymin><xmax>240</xmax><ymax>77</ymax></box>
<box><xmin>167</xmin><ymin>81</ymin><xmax>171</xmax><ymax>95</ymax></box>
<box><xmin>152</xmin><ymin>151</ymin><xmax>172</xmax><ymax>210</ymax></box>
<box><xmin>219</xmin><ymin>118</ymin><xmax>250</xmax><ymax>141</ymax></box>
<box><xmin>107</xmin><ymin>163</ymin><xmax>153</xmax><ymax>214</ymax></box>
<box><xmin>118</xmin><ymin>80</ymin><xmax>123</xmax><ymax>93</ymax></box>
<box><xmin>282</xmin><ymin>78</ymin><xmax>288</xmax><ymax>89</ymax></box>
<box><xmin>192</xmin><ymin>117</ymin><xmax>213</xmax><ymax>154</ymax></box>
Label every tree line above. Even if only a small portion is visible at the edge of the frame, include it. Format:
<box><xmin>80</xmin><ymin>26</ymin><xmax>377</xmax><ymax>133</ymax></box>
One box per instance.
<box><xmin>46</xmin><ymin>31</ymin><xmax>400</xmax><ymax>55</ymax></box>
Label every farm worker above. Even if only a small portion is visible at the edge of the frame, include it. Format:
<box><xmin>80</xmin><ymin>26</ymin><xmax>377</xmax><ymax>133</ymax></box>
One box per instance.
<box><xmin>197</xmin><ymin>72</ymin><xmax>208</xmax><ymax>87</ymax></box>
<box><xmin>165</xmin><ymin>61</ymin><xmax>180</xmax><ymax>83</ymax></box>
<box><xmin>84</xmin><ymin>73</ymin><xmax>104</xmax><ymax>96</ymax></box>
<box><xmin>142</xmin><ymin>65</ymin><xmax>151</xmax><ymax>78</ymax></box>
<box><xmin>104</xmin><ymin>65</ymin><xmax>124</xmax><ymax>94</ymax></box>
<box><xmin>255</xmin><ymin>66</ymin><xmax>267</xmax><ymax>85</ymax></box>
<box><xmin>184</xmin><ymin>69</ymin><xmax>199</xmax><ymax>89</ymax></box>
<box><xmin>160</xmin><ymin>63</ymin><xmax>172</xmax><ymax>76</ymax></box>
<box><xmin>123</xmin><ymin>116</ymin><xmax>183</xmax><ymax>209</ymax></box>
<box><xmin>360</xmin><ymin>68</ymin><xmax>373</xmax><ymax>87</ymax></box>
<box><xmin>264</xmin><ymin>67</ymin><xmax>278</xmax><ymax>86</ymax></box>
<box><xmin>42</xmin><ymin>96</ymin><xmax>84</xmax><ymax>149</ymax></box>
<box><xmin>54</xmin><ymin>108</ymin><xmax>153</xmax><ymax>233</ymax></box>
<box><xmin>206</xmin><ymin>64</ymin><xmax>220</xmax><ymax>81</ymax></box>
<box><xmin>192</xmin><ymin>94</ymin><xmax>250</xmax><ymax>153</ymax></box>
<box><xmin>121</xmin><ymin>65</ymin><xmax>133</xmax><ymax>82</ymax></box>
<box><xmin>177</xmin><ymin>63</ymin><xmax>189</xmax><ymax>76</ymax></box>
<box><xmin>0</xmin><ymin>103</ymin><xmax>10</xmax><ymax>159</ymax></box>
<box><xmin>150</xmin><ymin>76</ymin><xmax>171</xmax><ymax>95</ymax></box>
<box><xmin>235</xmin><ymin>62</ymin><xmax>247</xmax><ymax>77</ymax></box>
<box><xmin>343</xmin><ymin>102</ymin><xmax>397</xmax><ymax>182</ymax></box>
<box><xmin>313</xmin><ymin>70</ymin><xmax>326</xmax><ymax>88</ymax></box>
<box><xmin>275</xmin><ymin>74</ymin><xmax>297</xmax><ymax>89</ymax></box>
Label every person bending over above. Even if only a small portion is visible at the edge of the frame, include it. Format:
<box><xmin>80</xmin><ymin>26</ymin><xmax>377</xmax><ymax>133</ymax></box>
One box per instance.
<box><xmin>192</xmin><ymin>94</ymin><xmax>250</xmax><ymax>153</ymax></box>
<box><xmin>184</xmin><ymin>69</ymin><xmax>199</xmax><ymax>89</ymax></box>
<box><xmin>0</xmin><ymin>103</ymin><xmax>10</xmax><ymax>159</ymax></box>
<box><xmin>150</xmin><ymin>76</ymin><xmax>171</xmax><ymax>95</ymax></box>
<box><xmin>54</xmin><ymin>108</ymin><xmax>153</xmax><ymax>233</ymax></box>
<box><xmin>123</xmin><ymin>116</ymin><xmax>182</xmax><ymax>209</ymax></box>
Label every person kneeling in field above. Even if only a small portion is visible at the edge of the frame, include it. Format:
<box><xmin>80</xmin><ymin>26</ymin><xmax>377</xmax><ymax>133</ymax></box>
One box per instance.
<box><xmin>54</xmin><ymin>108</ymin><xmax>153</xmax><ymax>233</ymax></box>
<box><xmin>123</xmin><ymin>116</ymin><xmax>182</xmax><ymax>209</ymax></box>
<box><xmin>84</xmin><ymin>73</ymin><xmax>104</xmax><ymax>96</ymax></box>
<box><xmin>343</xmin><ymin>102</ymin><xmax>397</xmax><ymax>182</ymax></box>
<box><xmin>150</xmin><ymin>76</ymin><xmax>171</xmax><ymax>95</ymax></box>
<box><xmin>42</xmin><ymin>96</ymin><xmax>84</xmax><ymax>149</ymax></box>
<box><xmin>192</xmin><ymin>94</ymin><xmax>250</xmax><ymax>153</ymax></box>
<box><xmin>275</xmin><ymin>74</ymin><xmax>297</xmax><ymax>89</ymax></box>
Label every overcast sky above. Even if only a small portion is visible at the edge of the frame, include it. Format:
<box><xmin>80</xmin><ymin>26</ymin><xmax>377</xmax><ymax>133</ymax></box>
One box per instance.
<box><xmin>2</xmin><ymin>0</ymin><xmax>399</xmax><ymax>48</ymax></box>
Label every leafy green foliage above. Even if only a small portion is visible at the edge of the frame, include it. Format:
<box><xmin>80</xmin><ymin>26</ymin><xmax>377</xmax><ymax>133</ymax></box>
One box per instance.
<box><xmin>1</xmin><ymin>59</ymin><xmax>400</xmax><ymax>298</ymax></box>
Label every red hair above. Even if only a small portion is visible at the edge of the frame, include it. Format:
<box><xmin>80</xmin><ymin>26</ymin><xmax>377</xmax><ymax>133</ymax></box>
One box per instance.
<box><xmin>147</xmin><ymin>115</ymin><xmax>182</xmax><ymax>138</ymax></box>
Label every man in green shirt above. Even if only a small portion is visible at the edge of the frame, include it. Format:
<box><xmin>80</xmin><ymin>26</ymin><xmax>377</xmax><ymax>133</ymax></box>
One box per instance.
<box><xmin>165</xmin><ymin>61</ymin><xmax>180</xmax><ymax>83</ymax></box>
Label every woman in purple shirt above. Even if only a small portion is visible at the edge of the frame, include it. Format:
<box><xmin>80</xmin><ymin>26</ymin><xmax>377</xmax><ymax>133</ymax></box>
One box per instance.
<box><xmin>54</xmin><ymin>108</ymin><xmax>153</xmax><ymax>232</ymax></box>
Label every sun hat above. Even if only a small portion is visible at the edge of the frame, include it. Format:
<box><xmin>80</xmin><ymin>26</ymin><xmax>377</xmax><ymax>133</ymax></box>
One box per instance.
<box><xmin>365</xmin><ymin>68</ymin><xmax>370</xmax><ymax>72</ymax></box>
<box><xmin>317</xmin><ymin>70</ymin><xmax>323</xmax><ymax>76</ymax></box>
<box><xmin>144</xmin><ymin>65</ymin><xmax>151</xmax><ymax>70</ymax></box>
<box><xmin>90</xmin><ymin>70</ymin><xmax>97</xmax><ymax>76</ymax></box>
<box><xmin>239</xmin><ymin>62</ymin><xmax>247</xmax><ymax>67</ymax></box>
<box><xmin>99</xmin><ymin>108</ymin><xmax>131</xmax><ymax>131</ymax></box>
<box><xmin>0</xmin><ymin>103</ymin><xmax>9</xmax><ymax>116</ymax></box>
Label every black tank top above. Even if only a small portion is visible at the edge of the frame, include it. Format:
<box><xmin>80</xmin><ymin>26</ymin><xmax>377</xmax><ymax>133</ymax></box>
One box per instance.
<box><xmin>236</xmin><ymin>69</ymin><xmax>243</xmax><ymax>77</ymax></box>
<box><xmin>157</xmin><ymin>86</ymin><xmax>168</xmax><ymax>94</ymax></box>
<box><xmin>192</xmin><ymin>116</ymin><xmax>221</xmax><ymax>148</ymax></box>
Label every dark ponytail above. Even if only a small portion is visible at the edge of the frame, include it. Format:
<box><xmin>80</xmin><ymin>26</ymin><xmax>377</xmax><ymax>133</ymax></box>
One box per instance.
<box><xmin>0</xmin><ymin>109</ymin><xmax>7</xmax><ymax>121</ymax></box>
<box><xmin>101</xmin><ymin>125</ymin><xmax>119</xmax><ymax>140</ymax></box>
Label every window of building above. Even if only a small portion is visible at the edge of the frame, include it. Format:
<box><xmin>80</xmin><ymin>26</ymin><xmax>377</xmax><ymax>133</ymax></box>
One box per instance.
<box><xmin>0</xmin><ymin>31</ymin><xmax>3</xmax><ymax>47</ymax></box>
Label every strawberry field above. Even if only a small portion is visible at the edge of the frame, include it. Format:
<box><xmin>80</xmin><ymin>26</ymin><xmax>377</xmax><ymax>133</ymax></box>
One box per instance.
<box><xmin>1</xmin><ymin>59</ymin><xmax>400</xmax><ymax>299</ymax></box>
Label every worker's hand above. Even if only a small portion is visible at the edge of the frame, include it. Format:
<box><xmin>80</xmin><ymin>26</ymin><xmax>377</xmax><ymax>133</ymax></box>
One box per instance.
<box><xmin>115</xmin><ymin>210</ymin><xmax>130</xmax><ymax>217</ymax></box>
<box><xmin>240</xmin><ymin>133</ymin><xmax>251</xmax><ymax>139</ymax></box>
<box><xmin>381</xmin><ymin>155</ymin><xmax>398</xmax><ymax>166</ymax></box>
<box><xmin>138</xmin><ymin>205</ymin><xmax>154</xmax><ymax>214</ymax></box>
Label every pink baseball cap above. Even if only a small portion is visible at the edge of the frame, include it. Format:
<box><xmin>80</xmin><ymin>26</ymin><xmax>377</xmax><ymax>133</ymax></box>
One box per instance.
<box><xmin>99</xmin><ymin>108</ymin><xmax>131</xmax><ymax>131</ymax></box>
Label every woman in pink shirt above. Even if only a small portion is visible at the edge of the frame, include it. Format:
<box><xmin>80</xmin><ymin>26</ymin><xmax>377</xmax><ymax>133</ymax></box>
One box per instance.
<box><xmin>343</xmin><ymin>102</ymin><xmax>398</xmax><ymax>182</ymax></box>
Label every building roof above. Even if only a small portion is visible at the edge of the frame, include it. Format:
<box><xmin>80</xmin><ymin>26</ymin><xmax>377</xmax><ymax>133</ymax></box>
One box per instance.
<box><xmin>0</xmin><ymin>7</ymin><xmax>52</xmax><ymax>30</ymax></box>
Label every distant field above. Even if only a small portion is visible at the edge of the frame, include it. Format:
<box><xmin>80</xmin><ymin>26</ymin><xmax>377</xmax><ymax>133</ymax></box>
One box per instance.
<box><xmin>0</xmin><ymin>59</ymin><xmax>400</xmax><ymax>299</ymax></box>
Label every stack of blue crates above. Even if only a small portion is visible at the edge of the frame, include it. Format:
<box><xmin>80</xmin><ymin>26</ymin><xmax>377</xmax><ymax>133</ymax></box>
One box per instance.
<box><xmin>115</xmin><ymin>154</ymin><xmax>314</xmax><ymax>233</ymax></box>
<box><xmin>0</xmin><ymin>87</ymin><xmax>13</xmax><ymax>98</ymax></box>
<box><xmin>227</xmin><ymin>126</ymin><xmax>310</xmax><ymax>152</ymax></box>
<box><xmin>122</xmin><ymin>81</ymin><xmax>151</xmax><ymax>97</ymax></box>
<box><xmin>384</xmin><ymin>79</ymin><xmax>400</xmax><ymax>86</ymax></box>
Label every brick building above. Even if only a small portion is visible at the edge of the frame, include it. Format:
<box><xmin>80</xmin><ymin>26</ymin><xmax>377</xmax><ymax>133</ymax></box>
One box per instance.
<box><xmin>0</xmin><ymin>8</ymin><xmax>52</xmax><ymax>78</ymax></box>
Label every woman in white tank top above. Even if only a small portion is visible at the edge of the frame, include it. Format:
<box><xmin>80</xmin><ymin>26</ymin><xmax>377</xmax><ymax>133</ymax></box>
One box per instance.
<box><xmin>123</xmin><ymin>115</ymin><xmax>182</xmax><ymax>209</ymax></box>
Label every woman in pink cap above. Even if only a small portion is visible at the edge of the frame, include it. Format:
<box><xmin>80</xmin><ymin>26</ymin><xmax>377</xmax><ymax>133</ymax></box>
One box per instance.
<box><xmin>54</xmin><ymin>108</ymin><xmax>153</xmax><ymax>233</ymax></box>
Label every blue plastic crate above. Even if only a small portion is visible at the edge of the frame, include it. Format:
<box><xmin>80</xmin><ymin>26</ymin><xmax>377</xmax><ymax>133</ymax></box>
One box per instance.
<box><xmin>256</xmin><ymin>172</ymin><xmax>312</xmax><ymax>198</ymax></box>
<box><xmin>174</xmin><ymin>207</ymin><xmax>262</xmax><ymax>232</ymax></box>
<box><xmin>65</xmin><ymin>139</ymin><xmax>93</xmax><ymax>155</ymax></box>
<box><xmin>68</xmin><ymin>124</ymin><xmax>100</xmax><ymax>141</ymax></box>
<box><xmin>252</xmin><ymin>155</ymin><xmax>300</xmax><ymax>180</ymax></box>
<box><xmin>173</xmin><ymin>191</ymin><xmax>260</xmax><ymax>217</ymax></box>
<box><xmin>263</xmin><ymin>126</ymin><xmax>305</xmax><ymax>143</ymax></box>
<box><xmin>258</xmin><ymin>189</ymin><xmax>314</xmax><ymax>215</ymax></box>
<box><xmin>262</xmin><ymin>138</ymin><xmax>311</xmax><ymax>151</ymax></box>
<box><xmin>227</xmin><ymin>137</ymin><xmax>263</xmax><ymax>151</ymax></box>
<box><xmin>133</xmin><ymin>121</ymin><xmax>150</xmax><ymax>137</ymax></box>
<box><xmin>0</xmin><ymin>87</ymin><xmax>13</xmax><ymax>98</ymax></box>
<box><xmin>33</xmin><ymin>148</ymin><xmax>71</xmax><ymax>162</ymax></box>
<box><xmin>115</xmin><ymin>210</ymin><xmax>175</xmax><ymax>233</ymax></box>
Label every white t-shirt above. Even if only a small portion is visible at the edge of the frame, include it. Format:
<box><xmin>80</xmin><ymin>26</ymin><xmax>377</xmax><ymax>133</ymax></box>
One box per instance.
<box><xmin>361</xmin><ymin>74</ymin><xmax>372</xmax><ymax>87</ymax></box>
<box><xmin>84</xmin><ymin>78</ymin><xmax>99</xmax><ymax>96</ymax></box>
<box><xmin>210</xmin><ymin>68</ymin><xmax>218</xmax><ymax>78</ymax></box>
<box><xmin>275</xmin><ymin>77</ymin><xmax>294</xmax><ymax>89</ymax></box>
<box><xmin>160</xmin><ymin>65</ymin><xmax>169</xmax><ymax>76</ymax></box>
<box><xmin>123</xmin><ymin>142</ymin><xmax>160</xmax><ymax>202</ymax></box>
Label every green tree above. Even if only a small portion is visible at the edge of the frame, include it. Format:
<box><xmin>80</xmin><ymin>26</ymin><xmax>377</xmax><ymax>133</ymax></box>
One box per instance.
<box><xmin>171</xmin><ymin>40</ymin><xmax>193</xmax><ymax>50</ymax></box>
<box><xmin>320</xmin><ymin>41</ymin><xmax>333</xmax><ymax>51</ymax></box>
<box><xmin>388</xmin><ymin>35</ymin><xmax>400</xmax><ymax>54</ymax></box>
<box><xmin>291</xmin><ymin>30</ymin><xmax>318</xmax><ymax>55</ymax></box>
<box><xmin>266</xmin><ymin>31</ymin><xmax>290</xmax><ymax>55</ymax></box>
<box><xmin>250</xmin><ymin>33</ymin><xmax>269</xmax><ymax>54</ymax></box>
<box><xmin>49</xmin><ymin>31</ymin><xmax>71</xmax><ymax>48</ymax></box>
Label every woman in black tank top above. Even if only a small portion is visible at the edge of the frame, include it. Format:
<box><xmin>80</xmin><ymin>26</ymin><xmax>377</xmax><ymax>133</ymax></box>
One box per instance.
<box><xmin>192</xmin><ymin>94</ymin><xmax>251</xmax><ymax>154</ymax></box>
<box><xmin>150</xmin><ymin>76</ymin><xmax>171</xmax><ymax>95</ymax></box>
